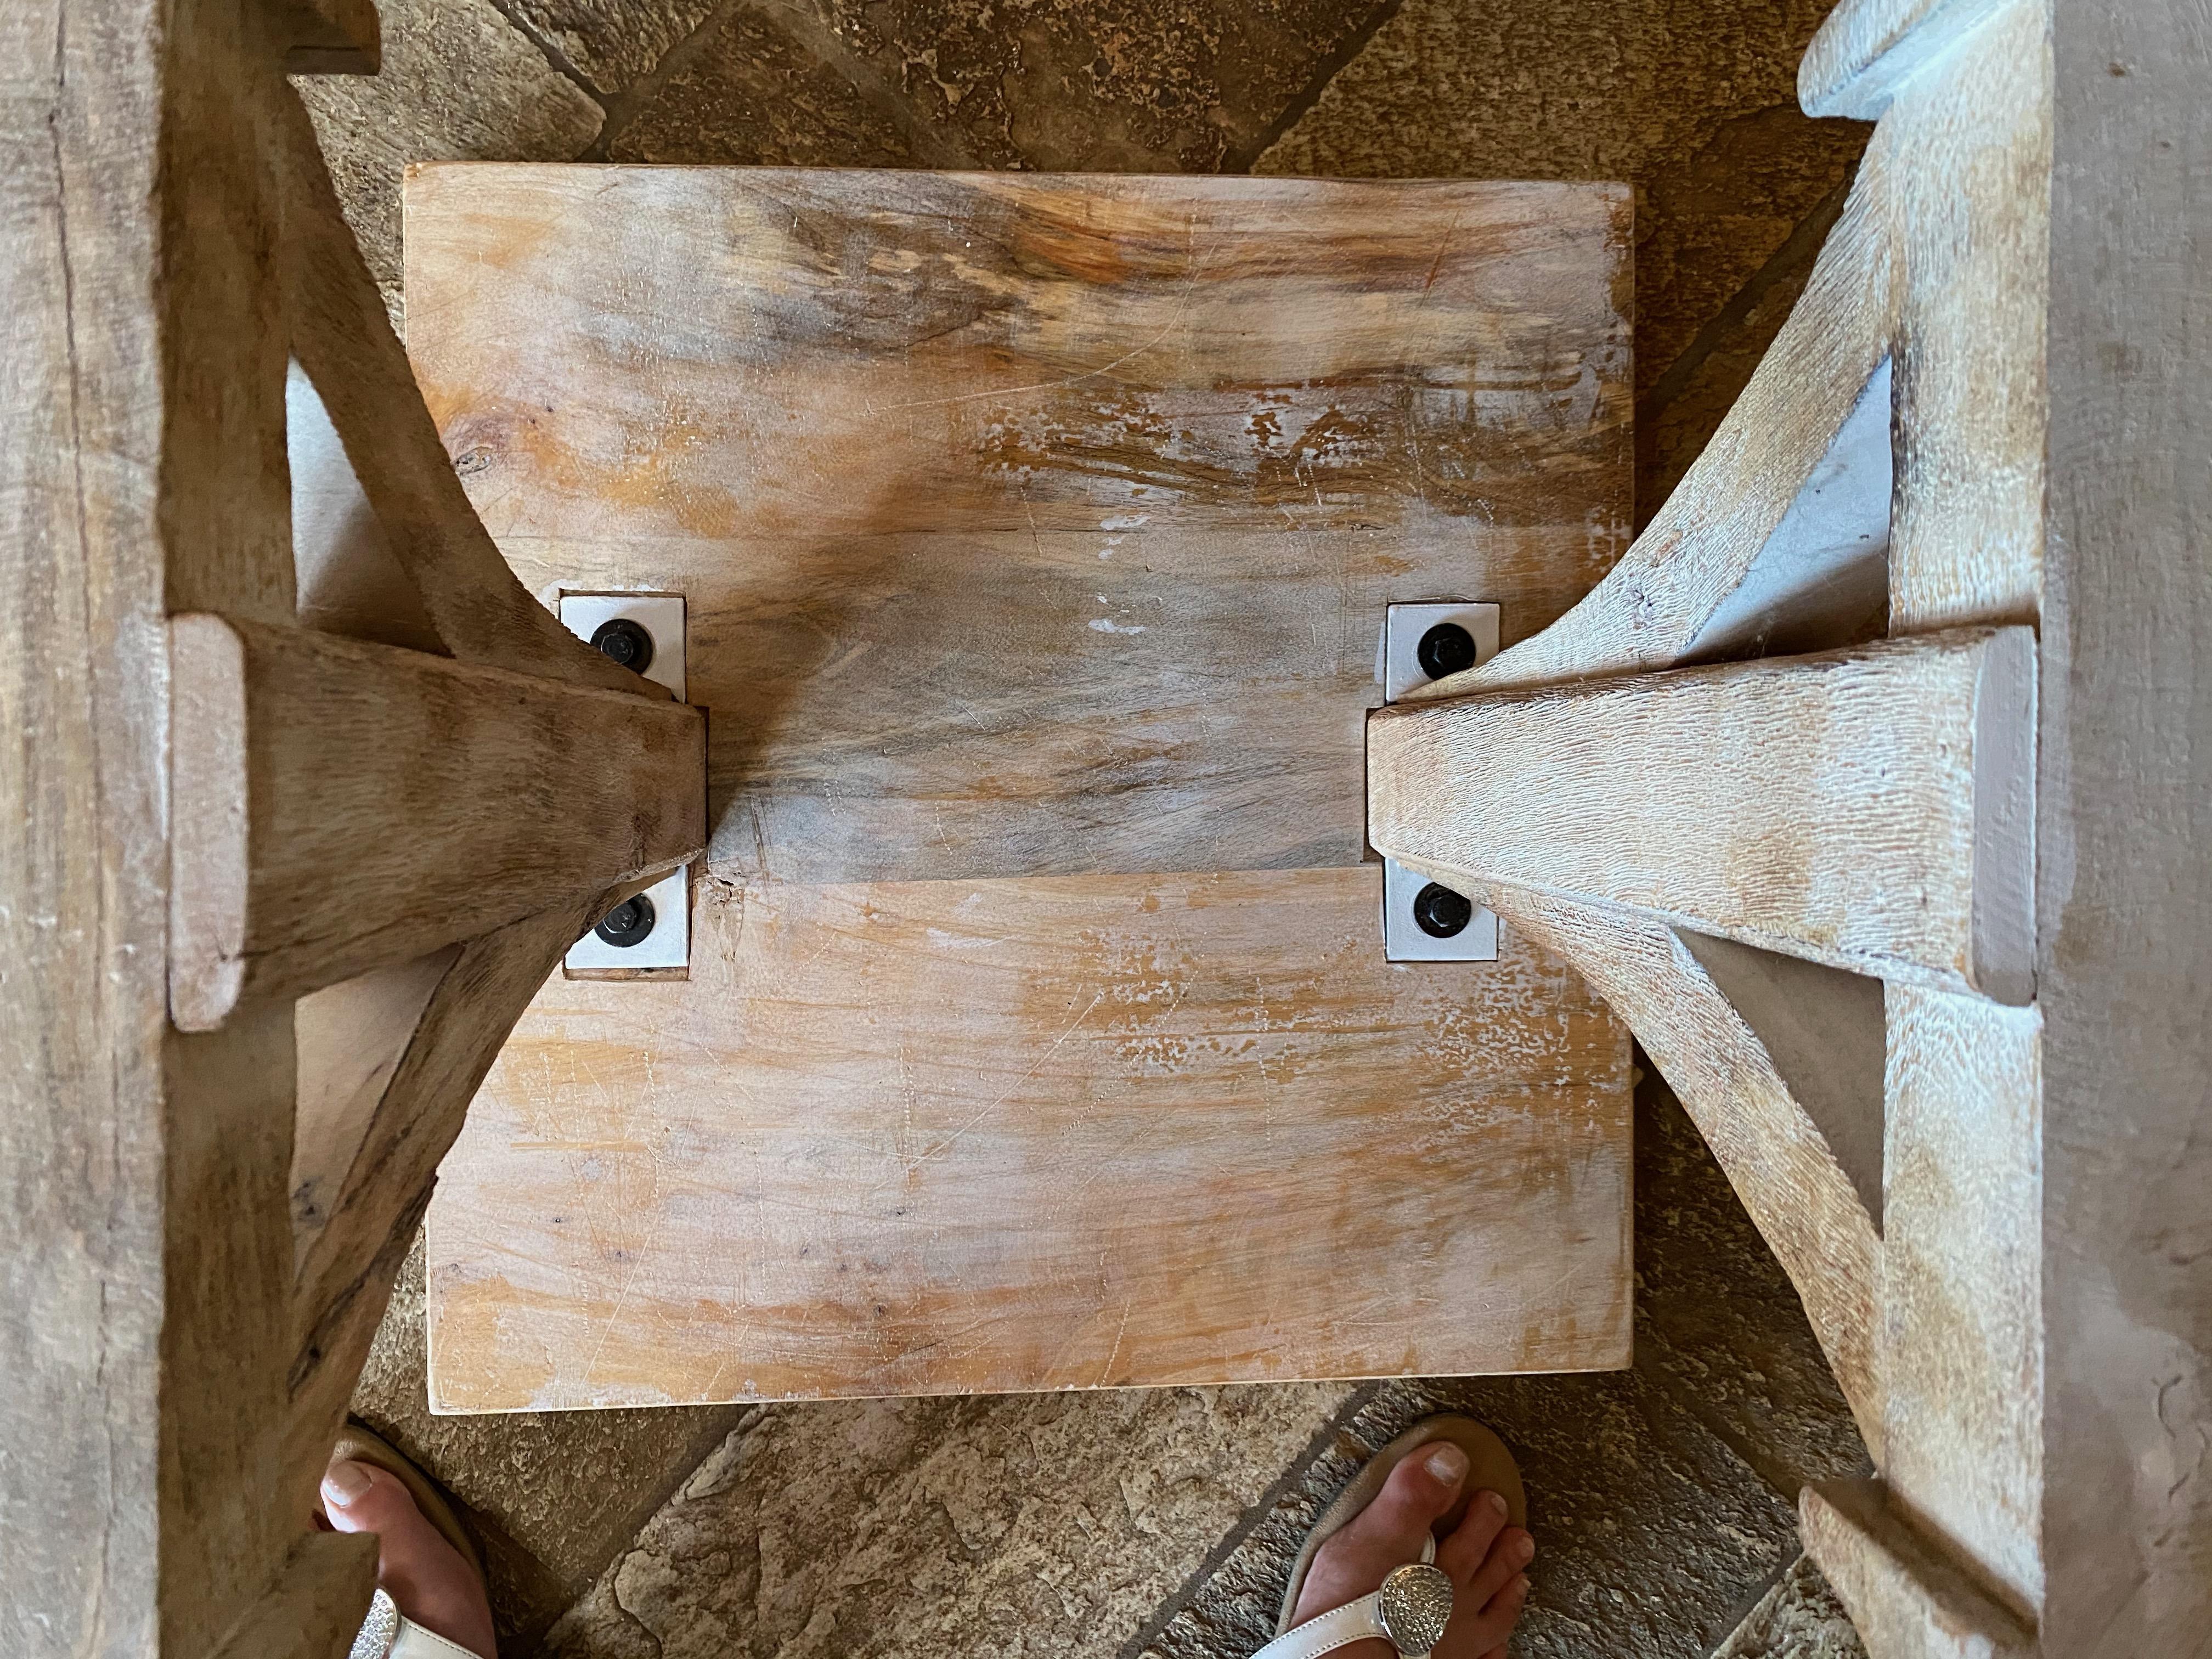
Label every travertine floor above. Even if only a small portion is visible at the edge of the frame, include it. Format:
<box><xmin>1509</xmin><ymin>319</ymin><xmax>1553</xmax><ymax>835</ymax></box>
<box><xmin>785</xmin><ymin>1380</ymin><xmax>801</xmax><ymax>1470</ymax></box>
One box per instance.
<box><xmin>310</xmin><ymin>1</ymin><xmax>1876</xmax><ymax>1652</ymax></box>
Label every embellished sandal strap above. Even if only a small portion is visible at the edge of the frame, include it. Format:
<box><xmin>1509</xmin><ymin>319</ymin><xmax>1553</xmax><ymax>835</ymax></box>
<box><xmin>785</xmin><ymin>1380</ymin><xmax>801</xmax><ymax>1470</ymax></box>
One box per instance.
<box><xmin>1249</xmin><ymin>1535</ymin><xmax>1447</xmax><ymax>1659</ymax></box>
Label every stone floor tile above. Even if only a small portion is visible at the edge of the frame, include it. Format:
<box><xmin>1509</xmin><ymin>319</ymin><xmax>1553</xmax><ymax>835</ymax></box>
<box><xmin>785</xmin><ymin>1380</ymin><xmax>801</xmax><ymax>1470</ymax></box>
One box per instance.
<box><xmin>505</xmin><ymin>0</ymin><xmax>722</xmax><ymax>99</ymax></box>
<box><xmin>353</xmin><ymin>1236</ymin><xmax>751</xmax><ymax>1654</ymax></box>
<box><xmin>545</xmin><ymin>1383</ymin><xmax>1355</xmax><ymax>1658</ymax></box>
<box><xmin>603</xmin><ymin>0</ymin><xmax>1391</xmax><ymax>173</ymax></box>
<box><xmin>1253</xmin><ymin>0</ymin><xmax>1867</xmax><ymax>523</ymax></box>
<box><xmin>606</xmin><ymin>4</ymin><xmax>924</xmax><ymax>165</ymax></box>
<box><xmin>294</xmin><ymin>0</ymin><xmax>601</xmax><ymax>316</ymax></box>
<box><xmin>1712</xmin><ymin>1555</ymin><xmax>1867</xmax><ymax>1659</ymax></box>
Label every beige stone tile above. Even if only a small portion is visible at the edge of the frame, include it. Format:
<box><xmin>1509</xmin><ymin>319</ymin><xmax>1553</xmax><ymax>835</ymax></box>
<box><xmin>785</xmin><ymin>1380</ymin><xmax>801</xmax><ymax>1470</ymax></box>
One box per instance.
<box><xmin>607</xmin><ymin>5</ymin><xmax>923</xmax><ymax>164</ymax></box>
<box><xmin>506</xmin><ymin>0</ymin><xmax>723</xmax><ymax>97</ymax></box>
<box><xmin>603</xmin><ymin>0</ymin><xmax>1395</xmax><ymax>173</ymax></box>
<box><xmin>546</xmin><ymin>1383</ymin><xmax>1353</xmax><ymax>1657</ymax></box>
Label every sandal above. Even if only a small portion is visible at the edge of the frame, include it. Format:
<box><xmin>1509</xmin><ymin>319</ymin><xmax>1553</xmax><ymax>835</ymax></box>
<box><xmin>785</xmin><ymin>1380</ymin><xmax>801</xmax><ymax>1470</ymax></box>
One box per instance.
<box><xmin>1254</xmin><ymin>1414</ymin><xmax>1527</xmax><ymax>1659</ymax></box>
<box><xmin>329</xmin><ymin>1420</ymin><xmax>489</xmax><ymax>1659</ymax></box>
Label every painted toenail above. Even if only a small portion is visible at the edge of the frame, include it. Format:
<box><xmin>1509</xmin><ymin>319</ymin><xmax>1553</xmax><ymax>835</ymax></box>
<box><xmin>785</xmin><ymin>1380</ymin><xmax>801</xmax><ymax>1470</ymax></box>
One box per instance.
<box><xmin>1483</xmin><ymin>1488</ymin><xmax>1508</xmax><ymax>1517</ymax></box>
<box><xmin>1424</xmin><ymin>1443</ymin><xmax>1469</xmax><ymax>1486</ymax></box>
<box><xmin>322</xmin><ymin>1460</ymin><xmax>373</xmax><ymax>1508</ymax></box>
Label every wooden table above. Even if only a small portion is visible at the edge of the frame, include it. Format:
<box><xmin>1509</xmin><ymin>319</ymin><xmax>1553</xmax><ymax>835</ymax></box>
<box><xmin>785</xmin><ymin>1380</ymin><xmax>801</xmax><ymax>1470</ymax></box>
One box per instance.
<box><xmin>409</xmin><ymin>167</ymin><xmax>1637</xmax><ymax>1409</ymax></box>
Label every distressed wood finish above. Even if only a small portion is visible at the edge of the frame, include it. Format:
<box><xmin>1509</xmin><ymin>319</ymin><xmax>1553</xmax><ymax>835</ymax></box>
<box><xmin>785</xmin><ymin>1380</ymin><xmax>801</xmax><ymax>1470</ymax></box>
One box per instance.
<box><xmin>1372</xmin><ymin>628</ymin><xmax>2036</xmax><ymax>1001</ymax></box>
<box><xmin>1369</xmin><ymin>0</ymin><xmax>2212</xmax><ymax>1654</ymax></box>
<box><xmin>1</xmin><ymin>4</ymin><xmax>707</xmax><ymax>1655</ymax></box>
<box><xmin>405</xmin><ymin>166</ymin><xmax>1633</xmax><ymax>885</ymax></box>
<box><xmin>414</xmin><ymin>166</ymin><xmax>1638</xmax><ymax>1412</ymax></box>
<box><xmin>428</xmin><ymin>868</ymin><xmax>1632</xmax><ymax>1410</ymax></box>
<box><xmin>168</xmin><ymin>614</ymin><xmax>703</xmax><ymax>1028</ymax></box>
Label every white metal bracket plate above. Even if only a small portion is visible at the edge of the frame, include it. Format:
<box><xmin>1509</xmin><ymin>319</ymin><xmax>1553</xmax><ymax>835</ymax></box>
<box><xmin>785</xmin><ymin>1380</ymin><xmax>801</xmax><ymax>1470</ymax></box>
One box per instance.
<box><xmin>560</xmin><ymin>592</ymin><xmax>691</xmax><ymax>974</ymax></box>
<box><xmin>1378</xmin><ymin>600</ymin><xmax>1502</xmax><ymax>963</ymax></box>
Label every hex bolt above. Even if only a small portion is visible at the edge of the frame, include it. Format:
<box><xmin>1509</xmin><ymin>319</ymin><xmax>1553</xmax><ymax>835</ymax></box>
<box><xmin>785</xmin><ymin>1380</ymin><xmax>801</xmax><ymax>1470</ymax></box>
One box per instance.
<box><xmin>591</xmin><ymin>617</ymin><xmax>655</xmax><ymax>675</ymax></box>
<box><xmin>594</xmin><ymin>894</ymin><xmax>657</xmax><ymax>949</ymax></box>
<box><xmin>1412</xmin><ymin>882</ymin><xmax>1474</xmax><ymax>939</ymax></box>
<box><xmin>1416</xmin><ymin>622</ymin><xmax>1477</xmax><ymax>681</ymax></box>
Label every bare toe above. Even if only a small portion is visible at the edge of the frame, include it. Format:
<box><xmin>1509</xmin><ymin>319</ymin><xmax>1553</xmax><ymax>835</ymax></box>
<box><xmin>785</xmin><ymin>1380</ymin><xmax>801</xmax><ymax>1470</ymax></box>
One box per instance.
<box><xmin>323</xmin><ymin>1460</ymin><xmax>497</xmax><ymax>1658</ymax></box>
<box><xmin>1291</xmin><ymin>1441</ymin><xmax>1469</xmax><ymax>1656</ymax></box>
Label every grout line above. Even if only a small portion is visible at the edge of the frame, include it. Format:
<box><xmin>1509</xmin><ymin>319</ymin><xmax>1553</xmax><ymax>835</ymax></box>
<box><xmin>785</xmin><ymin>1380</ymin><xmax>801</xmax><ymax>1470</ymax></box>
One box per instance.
<box><xmin>484</xmin><ymin>0</ymin><xmax>608</xmax><ymax>112</ymax></box>
<box><xmin>1113</xmin><ymin>1382</ymin><xmax>1384</xmax><ymax>1659</ymax></box>
<box><xmin>748</xmin><ymin>0</ymin><xmax>983</xmax><ymax>168</ymax></box>
<box><xmin>1703</xmin><ymin>1551</ymin><xmax>1801</xmax><ymax>1658</ymax></box>
<box><xmin>588</xmin><ymin>0</ymin><xmax>754</xmax><ymax>159</ymax></box>
<box><xmin>1636</xmin><ymin>162</ymin><xmax>1860</xmax><ymax>428</ymax></box>
<box><xmin>1220</xmin><ymin>0</ymin><xmax>1409</xmax><ymax>175</ymax></box>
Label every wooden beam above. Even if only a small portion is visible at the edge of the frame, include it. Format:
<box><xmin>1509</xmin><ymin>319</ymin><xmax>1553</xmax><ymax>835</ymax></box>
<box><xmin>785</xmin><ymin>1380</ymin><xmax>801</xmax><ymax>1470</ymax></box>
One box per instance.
<box><xmin>269</xmin><ymin>85</ymin><xmax>649</xmax><ymax>698</ymax></box>
<box><xmin>1368</xmin><ymin>627</ymin><xmax>2036</xmax><ymax>1001</ymax></box>
<box><xmin>1457</xmin><ymin>888</ymin><xmax>1886</xmax><ymax>1455</ymax></box>
<box><xmin>167</xmin><ymin>615</ymin><xmax>704</xmax><ymax>1030</ymax></box>
<box><xmin>2039</xmin><ymin>0</ymin><xmax>2212</xmax><ymax>1647</ymax></box>
<box><xmin>1801</xmin><ymin>1479</ymin><xmax>2036</xmax><ymax>1659</ymax></box>
<box><xmin>285</xmin><ymin>894</ymin><xmax>606</xmax><ymax>1483</ymax></box>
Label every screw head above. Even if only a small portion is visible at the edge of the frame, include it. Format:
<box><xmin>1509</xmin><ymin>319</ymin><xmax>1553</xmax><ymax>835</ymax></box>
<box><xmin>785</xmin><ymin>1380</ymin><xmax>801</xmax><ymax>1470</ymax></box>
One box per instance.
<box><xmin>591</xmin><ymin>617</ymin><xmax>655</xmax><ymax>675</ymax></box>
<box><xmin>594</xmin><ymin>894</ymin><xmax>657</xmax><ymax>949</ymax></box>
<box><xmin>1412</xmin><ymin>882</ymin><xmax>1474</xmax><ymax>939</ymax></box>
<box><xmin>1416</xmin><ymin>621</ymin><xmax>1478</xmax><ymax>681</ymax></box>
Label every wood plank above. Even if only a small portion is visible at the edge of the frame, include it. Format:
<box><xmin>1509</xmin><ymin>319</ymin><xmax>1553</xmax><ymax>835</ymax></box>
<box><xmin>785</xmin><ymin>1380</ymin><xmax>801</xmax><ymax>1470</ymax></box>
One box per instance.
<box><xmin>404</xmin><ymin>166</ymin><xmax>1634</xmax><ymax>884</ymax></box>
<box><xmin>426</xmin><ymin>867</ymin><xmax>1632</xmax><ymax>1410</ymax></box>
<box><xmin>167</xmin><ymin>614</ymin><xmax>706</xmax><ymax>1029</ymax></box>
<box><xmin>1</xmin><ymin>1</ymin><xmax>171</xmax><ymax>1648</ymax></box>
<box><xmin>1880</xmin><ymin>985</ymin><xmax>2042</xmax><ymax>1618</ymax></box>
<box><xmin>1458</xmin><ymin>888</ymin><xmax>1886</xmax><ymax>1455</ymax></box>
<box><xmin>2039</xmin><ymin>0</ymin><xmax>2212</xmax><ymax>1647</ymax></box>
<box><xmin>1369</xmin><ymin>628</ymin><xmax>2036</xmax><ymax>1001</ymax></box>
<box><xmin>1799</xmin><ymin>1480</ymin><xmax>2036</xmax><ymax>1659</ymax></box>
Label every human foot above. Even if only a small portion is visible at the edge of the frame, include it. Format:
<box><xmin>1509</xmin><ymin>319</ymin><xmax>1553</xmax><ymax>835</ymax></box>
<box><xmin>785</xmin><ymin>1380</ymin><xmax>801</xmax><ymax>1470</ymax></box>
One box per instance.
<box><xmin>323</xmin><ymin>1458</ymin><xmax>499</xmax><ymax>1658</ymax></box>
<box><xmin>1290</xmin><ymin>1440</ymin><xmax>1533</xmax><ymax>1658</ymax></box>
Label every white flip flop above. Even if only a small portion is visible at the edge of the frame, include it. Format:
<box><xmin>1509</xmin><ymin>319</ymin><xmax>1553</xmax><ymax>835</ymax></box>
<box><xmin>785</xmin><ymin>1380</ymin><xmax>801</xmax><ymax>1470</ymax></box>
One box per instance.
<box><xmin>1253</xmin><ymin>1413</ymin><xmax>1527</xmax><ymax>1659</ymax></box>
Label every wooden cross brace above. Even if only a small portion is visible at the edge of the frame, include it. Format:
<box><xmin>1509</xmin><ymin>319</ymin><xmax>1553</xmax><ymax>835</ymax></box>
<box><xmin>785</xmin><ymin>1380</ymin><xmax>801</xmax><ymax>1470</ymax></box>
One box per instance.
<box><xmin>5</xmin><ymin>0</ymin><xmax>2205</xmax><ymax>1656</ymax></box>
<box><xmin>1371</xmin><ymin>1</ymin><xmax>2210</xmax><ymax>1652</ymax></box>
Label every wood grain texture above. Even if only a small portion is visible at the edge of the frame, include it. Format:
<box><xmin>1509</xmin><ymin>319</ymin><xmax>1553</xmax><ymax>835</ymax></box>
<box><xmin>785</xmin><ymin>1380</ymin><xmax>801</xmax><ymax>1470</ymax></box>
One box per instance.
<box><xmin>1880</xmin><ymin>986</ymin><xmax>2042</xmax><ymax>1620</ymax></box>
<box><xmin>1798</xmin><ymin>0</ymin><xmax>2017</xmax><ymax>120</ymax></box>
<box><xmin>167</xmin><ymin>613</ymin><xmax>704</xmax><ymax>1028</ymax></box>
<box><xmin>1</xmin><ymin>0</ymin><xmax>171</xmax><ymax>1649</ymax></box>
<box><xmin>1410</xmin><ymin>133</ymin><xmax>1894</xmax><ymax>699</ymax></box>
<box><xmin>404</xmin><ymin>166</ymin><xmax>1634</xmax><ymax>884</ymax></box>
<box><xmin>1881</xmin><ymin>0</ymin><xmax>2048</xmax><ymax>633</ymax></box>
<box><xmin>1369</xmin><ymin>628</ymin><xmax>2036</xmax><ymax>1001</ymax></box>
<box><xmin>427</xmin><ymin>867</ymin><xmax>1633</xmax><ymax>1410</ymax></box>
<box><xmin>286</xmin><ymin>893</ymin><xmax>616</xmax><ymax>1487</ymax></box>
<box><xmin>1447</xmin><ymin>888</ymin><xmax>1886</xmax><ymax>1458</ymax></box>
<box><xmin>272</xmin><ymin>89</ymin><xmax>651</xmax><ymax>698</ymax></box>
<box><xmin>2039</xmin><ymin>0</ymin><xmax>2212</xmax><ymax>1649</ymax></box>
<box><xmin>1799</xmin><ymin>1480</ymin><xmax>2036</xmax><ymax>1659</ymax></box>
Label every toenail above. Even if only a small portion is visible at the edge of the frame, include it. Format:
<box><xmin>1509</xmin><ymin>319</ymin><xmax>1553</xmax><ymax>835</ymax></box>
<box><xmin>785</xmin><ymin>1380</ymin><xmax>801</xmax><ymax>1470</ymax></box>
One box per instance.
<box><xmin>1424</xmin><ymin>1444</ymin><xmax>1469</xmax><ymax>1486</ymax></box>
<box><xmin>1516</xmin><ymin>1535</ymin><xmax>1536</xmax><ymax>1564</ymax></box>
<box><xmin>322</xmin><ymin>1460</ymin><xmax>373</xmax><ymax>1508</ymax></box>
<box><xmin>1483</xmin><ymin>1489</ymin><xmax>1508</xmax><ymax>1517</ymax></box>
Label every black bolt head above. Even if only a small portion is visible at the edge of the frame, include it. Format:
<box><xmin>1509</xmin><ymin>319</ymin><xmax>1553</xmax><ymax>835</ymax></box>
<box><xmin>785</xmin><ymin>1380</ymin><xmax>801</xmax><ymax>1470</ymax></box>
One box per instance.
<box><xmin>1416</xmin><ymin>621</ymin><xmax>1478</xmax><ymax>681</ymax></box>
<box><xmin>591</xmin><ymin>617</ymin><xmax>655</xmax><ymax>675</ymax></box>
<box><xmin>1412</xmin><ymin>882</ymin><xmax>1474</xmax><ymax>939</ymax></box>
<box><xmin>594</xmin><ymin>894</ymin><xmax>657</xmax><ymax>949</ymax></box>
